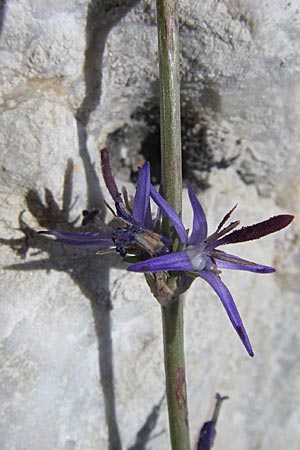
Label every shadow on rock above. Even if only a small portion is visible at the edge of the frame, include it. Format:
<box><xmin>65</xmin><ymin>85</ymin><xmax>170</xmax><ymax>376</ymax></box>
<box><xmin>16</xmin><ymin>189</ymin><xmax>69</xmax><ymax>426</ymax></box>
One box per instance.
<box><xmin>1</xmin><ymin>1</ymin><xmax>164</xmax><ymax>448</ymax></box>
<box><xmin>1</xmin><ymin>157</ymin><xmax>164</xmax><ymax>450</ymax></box>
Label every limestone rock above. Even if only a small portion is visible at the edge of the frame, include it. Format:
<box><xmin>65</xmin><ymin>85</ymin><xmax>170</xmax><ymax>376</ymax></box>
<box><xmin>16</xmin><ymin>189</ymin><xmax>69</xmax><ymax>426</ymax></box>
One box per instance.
<box><xmin>1</xmin><ymin>1</ymin><xmax>299</xmax><ymax>450</ymax></box>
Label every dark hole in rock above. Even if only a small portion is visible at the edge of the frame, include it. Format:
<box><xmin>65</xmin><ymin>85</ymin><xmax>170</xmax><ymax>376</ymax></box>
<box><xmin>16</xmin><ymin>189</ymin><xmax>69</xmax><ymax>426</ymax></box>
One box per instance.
<box><xmin>105</xmin><ymin>100</ymin><xmax>238</xmax><ymax>191</ymax></box>
<box><xmin>131</xmin><ymin>104</ymin><xmax>161</xmax><ymax>184</ymax></box>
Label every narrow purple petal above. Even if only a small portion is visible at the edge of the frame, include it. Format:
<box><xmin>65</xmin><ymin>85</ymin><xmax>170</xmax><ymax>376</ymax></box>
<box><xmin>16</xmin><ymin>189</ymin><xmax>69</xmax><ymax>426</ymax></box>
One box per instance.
<box><xmin>132</xmin><ymin>162</ymin><xmax>152</xmax><ymax>228</ymax></box>
<box><xmin>150</xmin><ymin>186</ymin><xmax>188</xmax><ymax>244</ymax></box>
<box><xmin>38</xmin><ymin>230</ymin><xmax>111</xmax><ymax>240</ymax></box>
<box><xmin>199</xmin><ymin>270</ymin><xmax>254</xmax><ymax>357</ymax></box>
<box><xmin>127</xmin><ymin>251</ymin><xmax>193</xmax><ymax>273</ymax></box>
<box><xmin>52</xmin><ymin>239</ymin><xmax>113</xmax><ymax>248</ymax></box>
<box><xmin>38</xmin><ymin>230</ymin><xmax>113</xmax><ymax>248</ymax></box>
<box><xmin>210</xmin><ymin>250</ymin><xmax>275</xmax><ymax>273</ymax></box>
<box><xmin>188</xmin><ymin>186</ymin><xmax>207</xmax><ymax>245</ymax></box>
<box><xmin>216</xmin><ymin>214</ymin><xmax>294</xmax><ymax>246</ymax></box>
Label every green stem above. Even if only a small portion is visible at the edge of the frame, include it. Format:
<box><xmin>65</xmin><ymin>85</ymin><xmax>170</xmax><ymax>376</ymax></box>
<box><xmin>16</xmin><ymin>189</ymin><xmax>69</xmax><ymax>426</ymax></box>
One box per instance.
<box><xmin>156</xmin><ymin>1</ymin><xmax>191</xmax><ymax>449</ymax></box>
<box><xmin>161</xmin><ymin>299</ymin><xmax>190</xmax><ymax>450</ymax></box>
<box><xmin>157</xmin><ymin>0</ymin><xmax>182</xmax><ymax>222</ymax></box>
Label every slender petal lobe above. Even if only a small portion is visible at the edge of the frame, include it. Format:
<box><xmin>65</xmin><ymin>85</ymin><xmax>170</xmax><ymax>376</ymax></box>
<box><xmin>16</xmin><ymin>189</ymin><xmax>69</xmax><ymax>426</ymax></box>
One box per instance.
<box><xmin>150</xmin><ymin>186</ymin><xmax>188</xmax><ymax>244</ymax></box>
<box><xmin>132</xmin><ymin>162</ymin><xmax>152</xmax><ymax>228</ymax></box>
<box><xmin>211</xmin><ymin>250</ymin><xmax>275</xmax><ymax>273</ymax></box>
<box><xmin>128</xmin><ymin>252</ymin><xmax>193</xmax><ymax>273</ymax></box>
<box><xmin>51</xmin><ymin>239</ymin><xmax>113</xmax><ymax>248</ymax></box>
<box><xmin>38</xmin><ymin>230</ymin><xmax>111</xmax><ymax>240</ymax></box>
<box><xmin>188</xmin><ymin>186</ymin><xmax>207</xmax><ymax>245</ymax></box>
<box><xmin>38</xmin><ymin>230</ymin><xmax>113</xmax><ymax>248</ymax></box>
<box><xmin>199</xmin><ymin>270</ymin><xmax>254</xmax><ymax>357</ymax></box>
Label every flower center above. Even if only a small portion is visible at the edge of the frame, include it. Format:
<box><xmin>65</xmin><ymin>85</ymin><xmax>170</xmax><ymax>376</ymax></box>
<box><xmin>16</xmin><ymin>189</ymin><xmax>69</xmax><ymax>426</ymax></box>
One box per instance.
<box><xmin>186</xmin><ymin>243</ymin><xmax>208</xmax><ymax>271</ymax></box>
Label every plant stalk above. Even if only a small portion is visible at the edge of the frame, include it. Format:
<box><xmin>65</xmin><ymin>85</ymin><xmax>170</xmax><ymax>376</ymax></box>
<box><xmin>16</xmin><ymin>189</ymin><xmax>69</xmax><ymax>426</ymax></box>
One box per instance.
<box><xmin>161</xmin><ymin>299</ymin><xmax>190</xmax><ymax>450</ymax></box>
<box><xmin>156</xmin><ymin>1</ymin><xmax>191</xmax><ymax>449</ymax></box>
<box><xmin>157</xmin><ymin>0</ymin><xmax>182</xmax><ymax>221</ymax></box>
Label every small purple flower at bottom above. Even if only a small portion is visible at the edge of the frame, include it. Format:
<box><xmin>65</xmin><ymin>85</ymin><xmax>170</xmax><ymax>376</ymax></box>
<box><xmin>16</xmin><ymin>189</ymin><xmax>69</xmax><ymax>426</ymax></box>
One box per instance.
<box><xmin>197</xmin><ymin>393</ymin><xmax>229</xmax><ymax>450</ymax></box>
<box><xmin>128</xmin><ymin>186</ymin><xmax>294</xmax><ymax>356</ymax></box>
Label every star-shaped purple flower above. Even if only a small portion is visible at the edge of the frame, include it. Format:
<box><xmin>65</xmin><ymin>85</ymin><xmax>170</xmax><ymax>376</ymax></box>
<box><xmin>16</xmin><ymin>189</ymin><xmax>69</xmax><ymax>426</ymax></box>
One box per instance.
<box><xmin>128</xmin><ymin>185</ymin><xmax>294</xmax><ymax>356</ymax></box>
<box><xmin>39</xmin><ymin>148</ymin><xmax>170</xmax><ymax>258</ymax></box>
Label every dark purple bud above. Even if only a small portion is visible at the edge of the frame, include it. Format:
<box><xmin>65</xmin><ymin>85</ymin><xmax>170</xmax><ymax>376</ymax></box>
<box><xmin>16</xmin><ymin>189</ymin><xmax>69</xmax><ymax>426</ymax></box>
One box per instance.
<box><xmin>100</xmin><ymin>148</ymin><xmax>122</xmax><ymax>202</ymax></box>
<box><xmin>197</xmin><ymin>393</ymin><xmax>228</xmax><ymax>450</ymax></box>
<box><xmin>219</xmin><ymin>214</ymin><xmax>294</xmax><ymax>245</ymax></box>
<box><xmin>197</xmin><ymin>421</ymin><xmax>216</xmax><ymax>450</ymax></box>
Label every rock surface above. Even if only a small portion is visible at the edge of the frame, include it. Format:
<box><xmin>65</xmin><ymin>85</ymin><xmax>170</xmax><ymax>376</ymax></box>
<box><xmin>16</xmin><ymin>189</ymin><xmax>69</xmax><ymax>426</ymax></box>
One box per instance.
<box><xmin>1</xmin><ymin>1</ymin><xmax>299</xmax><ymax>449</ymax></box>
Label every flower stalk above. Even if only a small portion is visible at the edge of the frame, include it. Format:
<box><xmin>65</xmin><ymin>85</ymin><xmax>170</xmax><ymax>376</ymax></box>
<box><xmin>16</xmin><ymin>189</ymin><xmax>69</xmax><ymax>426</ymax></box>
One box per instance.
<box><xmin>161</xmin><ymin>298</ymin><xmax>190</xmax><ymax>450</ymax></box>
<box><xmin>157</xmin><ymin>0</ymin><xmax>182</xmax><ymax>223</ymax></box>
<box><xmin>156</xmin><ymin>1</ymin><xmax>191</xmax><ymax>449</ymax></box>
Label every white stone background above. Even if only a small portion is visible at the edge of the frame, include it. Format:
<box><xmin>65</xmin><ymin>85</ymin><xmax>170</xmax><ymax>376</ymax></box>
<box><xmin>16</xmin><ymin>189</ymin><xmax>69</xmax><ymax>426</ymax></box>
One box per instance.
<box><xmin>0</xmin><ymin>1</ymin><xmax>300</xmax><ymax>449</ymax></box>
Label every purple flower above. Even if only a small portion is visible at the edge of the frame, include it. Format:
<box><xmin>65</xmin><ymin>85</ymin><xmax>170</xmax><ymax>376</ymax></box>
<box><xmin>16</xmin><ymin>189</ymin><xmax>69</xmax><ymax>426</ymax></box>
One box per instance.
<box><xmin>39</xmin><ymin>149</ymin><xmax>170</xmax><ymax>258</ymax></box>
<box><xmin>128</xmin><ymin>186</ymin><xmax>294</xmax><ymax>356</ymax></box>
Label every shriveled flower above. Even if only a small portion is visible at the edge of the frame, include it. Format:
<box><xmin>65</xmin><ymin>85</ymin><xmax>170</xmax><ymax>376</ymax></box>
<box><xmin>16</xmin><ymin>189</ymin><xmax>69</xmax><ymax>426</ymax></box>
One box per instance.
<box><xmin>128</xmin><ymin>185</ymin><xmax>294</xmax><ymax>356</ymax></box>
<box><xmin>39</xmin><ymin>148</ymin><xmax>170</xmax><ymax>259</ymax></box>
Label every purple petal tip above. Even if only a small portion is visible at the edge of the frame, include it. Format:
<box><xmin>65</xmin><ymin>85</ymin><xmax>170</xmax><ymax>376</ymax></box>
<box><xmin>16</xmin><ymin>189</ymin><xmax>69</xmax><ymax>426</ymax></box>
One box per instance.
<box><xmin>236</xmin><ymin>326</ymin><xmax>254</xmax><ymax>357</ymax></box>
<box><xmin>128</xmin><ymin>263</ymin><xmax>151</xmax><ymax>272</ymax></box>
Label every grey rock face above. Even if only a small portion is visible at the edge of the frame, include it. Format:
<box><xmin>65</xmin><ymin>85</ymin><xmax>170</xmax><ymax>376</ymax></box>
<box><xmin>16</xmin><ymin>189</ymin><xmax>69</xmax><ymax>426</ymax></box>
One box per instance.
<box><xmin>1</xmin><ymin>1</ymin><xmax>299</xmax><ymax>450</ymax></box>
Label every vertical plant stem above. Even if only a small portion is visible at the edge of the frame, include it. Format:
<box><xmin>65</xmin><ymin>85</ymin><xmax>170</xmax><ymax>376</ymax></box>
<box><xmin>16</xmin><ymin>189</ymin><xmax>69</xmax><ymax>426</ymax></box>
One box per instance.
<box><xmin>161</xmin><ymin>298</ymin><xmax>190</xmax><ymax>450</ymax></box>
<box><xmin>156</xmin><ymin>1</ymin><xmax>191</xmax><ymax>449</ymax></box>
<box><xmin>157</xmin><ymin>0</ymin><xmax>182</xmax><ymax>221</ymax></box>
